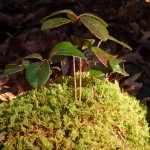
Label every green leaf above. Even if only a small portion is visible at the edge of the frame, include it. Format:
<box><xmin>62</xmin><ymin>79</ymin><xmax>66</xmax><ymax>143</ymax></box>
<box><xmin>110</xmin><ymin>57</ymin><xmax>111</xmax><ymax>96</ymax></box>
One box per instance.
<box><xmin>71</xmin><ymin>35</ymin><xmax>82</xmax><ymax>48</ymax></box>
<box><xmin>82</xmin><ymin>39</ymin><xmax>95</xmax><ymax>50</ymax></box>
<box><xmin>91</xmin><ymin>46</ymin><xmax>115</xmax><ymax>66</ymax></box>
<box><xmin>67</xmin><ymin>13</ymin><xmax>78</xmax><ymax>21</ymax></box>
<box><xmin>50</xmin><ymin>41</ymin><xmax>86</xmax><ymax>59</ymax></box>
<box><xmin>90</xmin><ymin>66</ymin><xmax>110</xmax><ymax>77</ymax></box>
<box><xmin>15</xmin><ymin>53</ymin><xmax>43</xmax><ymax>64</ymax></box>
<box><xmin>41</xmin><ymin>17</ymin><xmax>72</xmax><ymax>31</ymax></box>
<box><xmin>108</xmin><ymin>36</ymin><xmax>132</xmax><ymax>50</ymax></box>
<box><xmin>22</xmin><ymin>60</ymin><xmax>30</xmax><ymax>67</ymax></box>
<box><xmin>25</xmin><ymin>62</ymin><xmax>50</xmax><ymax>88</ymax></box>
<box><xmin>22</xmin><ymin>53</ymin><xmax>43</xmax><ymax>60</ymax></box>
<box><xmin>51</xmin><ymin>66</ymin><xmax>61</xmax><ymax>71</ymax></box>
<box><xmin>4</xmin><ymin>65</ymin><xmax>25</xmax><ymax>75</ymax></box>
<box><xmin>51</xmin><ymin>55</ymin><xmax>66</xmax><ymax>64</ymax></box>
<box><xmin>80</xmin><ymin>13</ymin><xmax>108</xmax><ymax>27</ymax></box>
<box><xmin>40</xmin><ymin>9</ymin><xmax>78</xmax><ymax>23</ymax></box>
<box><xmin>80</xmin><ymin>16</ymin><xmax>109</xmax><ymax>41</ymax></box>
<box><xmin>109</xmin><ymin>59</ymin><xmax>128</xmax><ymax>76</ymax></box>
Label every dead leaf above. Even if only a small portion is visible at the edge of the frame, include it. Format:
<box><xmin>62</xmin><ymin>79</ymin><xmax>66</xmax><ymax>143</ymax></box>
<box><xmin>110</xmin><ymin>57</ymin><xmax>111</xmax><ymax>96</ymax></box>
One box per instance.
<box><xmin>122</xmin><ymin>72</ymin><xmax>142</xmax><ymax>86</ymax></box>
<box><xmin>137</xmin><ymin>86</ymin><xmax>150</xmax><ymax>99</ymax></box>
<box><xmin>61</xmin><ymin>58</ymin><xmax>70</xmax><ymax>76</ymax></box>
<box><xmin>143</xmin><ymin>97</ymin><xmax>150</xmax><ymax>103</ymax></box>
<box><xmin>138</xmin><ymin>39</ymin><xmax>150</xmax><ymax>50</ymax></box>
<box><xmin>140</xmin><ymin>31</ymin><xmax>150</xmax><ymax>40</ymax></box>
<box><xmin>0</xmin><ymin>133</ymin><xmax>5</xmax><ymax>141</ymax></box>
<box><xmin>121</xmin><ymin>72</ymin><xmax>143</xmax><ymax>95</ymax></box>
<box><xmin>0</xmin><ymin>92</ymin><xmax>16</xmax><ymax>101</ymax></box>
<box><xmin>120</xmin><ymin>52</ymin><xmax>144</xmax><ymax>63</ymax></box>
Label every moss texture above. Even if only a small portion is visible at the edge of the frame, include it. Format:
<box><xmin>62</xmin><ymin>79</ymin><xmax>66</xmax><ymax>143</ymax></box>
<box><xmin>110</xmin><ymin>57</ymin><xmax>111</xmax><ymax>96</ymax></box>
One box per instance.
<box><xmin>0</xmin><ymin>76</ymin><xmax>149</xmax><ymax>150</ymax></box>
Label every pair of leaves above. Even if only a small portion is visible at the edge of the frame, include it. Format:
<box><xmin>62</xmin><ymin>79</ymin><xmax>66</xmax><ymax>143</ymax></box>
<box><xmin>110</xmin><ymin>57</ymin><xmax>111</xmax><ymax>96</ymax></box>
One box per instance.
<box><xmin>80</xmin><ymin>15</ymin><xmax>132</xmax><ymax>50</ymax></box>
<box><xmin>4</xmin><ymin>41</ymin><xmax>86</xmax><ymax>88</ymax></box>
<box><xmin>41</xmin><ymin>9</ymin><xmax>78</xmax><ymax>31</ymax></box>
<box><xmin>90</xmin><ymin>60</ymin><xmax>128</xmax><ymax>77</ymax></box>
<box><xmin>26</xmin><ymin>41</ymin><xmax>86</xmax><ymax>87</ymax></box>
<box><xmin>41</xmin><ymin>9</ymin><xmax>132</xmax><ymax>50</ymax></box>
<box><xmin>4</xmin><ymin>54</ymin><xmax>50</xmax><ymax>88</ymax></box>
<box><xmin>91</xmin><ymin>47</ymin><xmax>128</xmax><ymax>76</ymax></box>
<box><xmin>41</xmin><ymin>10</ymin><xmax>109</xmax><ymax>41</ymax></box>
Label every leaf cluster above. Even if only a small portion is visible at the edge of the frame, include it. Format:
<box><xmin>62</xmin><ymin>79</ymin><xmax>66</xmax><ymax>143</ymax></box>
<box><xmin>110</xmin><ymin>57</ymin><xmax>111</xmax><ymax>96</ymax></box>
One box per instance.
<box><xmin>4</xmin><ymin>9</ymin><xmax>132</xmax><ymax>89</ymax></box>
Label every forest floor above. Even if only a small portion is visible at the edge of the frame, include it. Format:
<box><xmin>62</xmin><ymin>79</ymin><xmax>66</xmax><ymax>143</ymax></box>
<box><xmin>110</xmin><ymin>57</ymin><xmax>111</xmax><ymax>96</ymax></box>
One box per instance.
<box><xmin>0</xmin><ymin>0</ymin><xmax>150</xmax><ymax>108</ymax></box>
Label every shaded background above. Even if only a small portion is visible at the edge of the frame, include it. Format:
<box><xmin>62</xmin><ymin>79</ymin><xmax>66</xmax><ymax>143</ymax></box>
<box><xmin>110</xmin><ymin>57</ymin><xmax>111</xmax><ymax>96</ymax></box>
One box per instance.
<box><xmin>0</xmin><ymin>0</ymin><xmax>150</xmax><ymax>107</ymax></box>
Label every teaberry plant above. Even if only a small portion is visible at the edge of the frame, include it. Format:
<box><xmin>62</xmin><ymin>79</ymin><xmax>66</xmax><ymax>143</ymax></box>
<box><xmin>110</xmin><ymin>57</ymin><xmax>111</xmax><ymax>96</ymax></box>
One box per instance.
<box><xmin>4</xmin><ymin>9</ymin><xmax>132</xmax><ymax>102</ymax></box>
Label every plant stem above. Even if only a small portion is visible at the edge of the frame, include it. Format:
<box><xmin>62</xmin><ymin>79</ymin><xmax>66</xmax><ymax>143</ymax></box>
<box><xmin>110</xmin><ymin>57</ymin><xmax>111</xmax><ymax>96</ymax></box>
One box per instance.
<box><xmin>97</xmin><ymin>39</ymin><xmax>102</xmax><ymax>47</ymax></box>
<box><xmin>79</xmin><ymin>58</ymin><xmax>82</xmax><ymax>101</ymax></box>
<box><xmin>42</xmin><ymin>84</ymin><xmax>46</xmax><ymax>105</ymax></box>
<box><xmin>34</xmin><ymin>88</ymin><xmax>39</xmax><ymax>109</ymax></box>
<box><xmin>92</xmin><ymin>39</ymin><xmax>103</xmax><ymax>99</ymax></box>
<box><xmin>73</xmin><ymin>56</ymin><xmax>77</xmax><ymax>100</ymax></box>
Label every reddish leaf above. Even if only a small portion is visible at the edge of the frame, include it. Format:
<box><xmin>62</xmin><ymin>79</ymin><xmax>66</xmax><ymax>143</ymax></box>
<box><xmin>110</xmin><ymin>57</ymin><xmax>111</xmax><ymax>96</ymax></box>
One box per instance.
<box><xmin>80</xmin><ymin>16</ymin><xmax>109</xmax><ymax>41</ymax></box>
<box><xmin>41</xmin><ymin>17</ymin><xmax>72</xmax><ymax>31</ymax></box>
<box><xmin>80</xmin><ymin>13</ymin><xmax>108</xmax><ymax>27</ymax></box>
<box><xmin>91</xmin><ymin>46</ymin><xmax>115</xmax><ymax>66</ymax></box>
<box><xmin>40</xmin><ymin>9</ymin><xmax>78</xmax><ymax>23</ymax></box>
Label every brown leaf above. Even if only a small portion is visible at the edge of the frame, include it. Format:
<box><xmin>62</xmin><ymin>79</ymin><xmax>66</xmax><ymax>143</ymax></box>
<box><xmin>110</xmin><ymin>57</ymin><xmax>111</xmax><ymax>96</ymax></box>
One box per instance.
<box><xmin>120</xmin><ymin>53</ymin><xmax>144</xmax><ymax>63</ymax></box>
<box><xmin>0</xmin><ymin>133</ymin><xmax>5</xmax><ymax>141</ymax></box>
<box><xmin>121</xmin><ymin>73</ymin><xmax>143</xmax><ymax>95</ymax></box>
<box><xmin>61</xmin><ymin>58</ymin><xmax>70</xmax><ymax>76</ymax></box>
<box><xmin>140</xmin><ymin>31</ymin><xmax>150</xmax><ymax>40</ymax></box>
<box><xmin>0</xmin><ymin>92</ymin><xmax>16</xmax><ymax>101</ymax></box>
<box><xmin>122</xmin><ymin>72</ymin><xmax>142</xmax><ymax>86</ymax></box>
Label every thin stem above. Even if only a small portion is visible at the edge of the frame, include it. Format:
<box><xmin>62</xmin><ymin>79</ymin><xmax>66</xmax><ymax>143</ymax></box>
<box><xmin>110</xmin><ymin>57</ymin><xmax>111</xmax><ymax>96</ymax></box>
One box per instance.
<box><xmin>92</xmin><ymin>39</ymin><xmax>103</xmax><ymax>99</ymax></box>
<box><xmin>73</xmin><ymin>56</ymin><xmax>77</xmax><ymax>100</ymax></box>
<box><xmin>79</xmin><ymin>58</ymin><xmax>82</xmax><ymax>101</ymax></box>
<box><xmin>34</xmin><ymin>88</ymin><xmax>39</xmax><ymax>109</ymax></box>
<box><xmin>97</xmin><ymin>39</ymin><xmax>103</xmax><ymax>47</ymax></box>
<box><xmin>42</xmin><ymin>84</ymin><xmax>46</xmax><ymax>105</ymax></box>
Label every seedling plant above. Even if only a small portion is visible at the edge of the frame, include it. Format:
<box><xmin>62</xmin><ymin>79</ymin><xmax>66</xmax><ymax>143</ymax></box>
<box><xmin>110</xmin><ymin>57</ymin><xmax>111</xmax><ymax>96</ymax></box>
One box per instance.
<box><xmin>4</xmin><ymin>9</ymin><xmax>132</xmax><ymax>105</ymax></box>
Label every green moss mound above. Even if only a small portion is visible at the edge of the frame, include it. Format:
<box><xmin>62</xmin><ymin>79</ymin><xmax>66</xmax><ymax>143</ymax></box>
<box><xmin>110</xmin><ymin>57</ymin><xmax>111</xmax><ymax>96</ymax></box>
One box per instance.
<box><xmin>0</xmin><ymin>76</ymin><xmax>149</xmax><ymax>150</ymax></box>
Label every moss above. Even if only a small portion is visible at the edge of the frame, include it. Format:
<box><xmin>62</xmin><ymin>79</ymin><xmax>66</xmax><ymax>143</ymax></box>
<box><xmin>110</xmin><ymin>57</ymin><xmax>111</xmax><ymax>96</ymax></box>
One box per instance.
<box><xmin>0</xmin><ymin>76</ymin><xmax>149</xmax><ymax>150</ymax></box>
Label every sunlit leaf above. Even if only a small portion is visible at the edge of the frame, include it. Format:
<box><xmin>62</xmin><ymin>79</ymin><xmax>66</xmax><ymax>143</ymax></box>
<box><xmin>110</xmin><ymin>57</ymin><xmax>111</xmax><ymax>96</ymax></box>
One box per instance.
<box><xmin>50</xmin><ymin>41</ymin><xmax>86</xmax><ymax>59</ymax></box>
<box><xmin>80</xmin><ymin>13</ymin><xmax>108</xmax><ymax>27</ymax></box>
<box><xmin>22</xmin><ymin>60</ymin><xmax>30</xmax><ymax>67</ymax></box>
<box><xmin>40</xmin><ymin>9</ymin><xmax>78</xmax><ymax>23</ymax></box>
<box><xmin>25</xmin><ymin>62</ymin><xmax>50</xmax><ymax>88</ymax></box>
<box><xmin>41</xmin><ymin>18</ymin><xmax>72</xmax><ymax>31</ymax></box>
<box><xmin>108</xmin><ymin>36</ymin><xmax>132</xmax><ymax>50</ymax></box>
<box><xmin>4</xmin><ymin>65</ymin><xmax>25</xmax><ymax>75</ymax></box>
<box><xmin>67</xmin><ymin>13</ymin><xmax>78</xmax><ymax>21</ymax></box>
<box><xmin>109</xmin><ymin>59</ymin><xmax>128</xmax><ymax>76</ymax></box>
<box><xmin>22</xmin><ymin>53</ymin><xmax>43</xmax><ymax>60</ymax></box>
<box><xmin>15</xmin><ymin>53</ymin><xmax>43</xmax><ymax>64</ymax></box>
<box><xmin>91</xmin><ymin>46</ymin><xmax>116</xmax><ymax>66</ymax></box>
<box><xmin>80</xmin><ymin>16</ymin><xmax>109</xmax><ymax>41</ymax></box>
<box><xmin>82</xmin><ymin>39</ymin><xmax>95</xmax><ymax>50</ymax></box>
<box><xmin>90</xmin><ymin>66</ymin><xmax>110</xmax><ymax>77</ymax></box>
<box><xmin>51</xmin><ymin>66</ymin><xmax>61</xmax><ymax>71</ymax></box>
